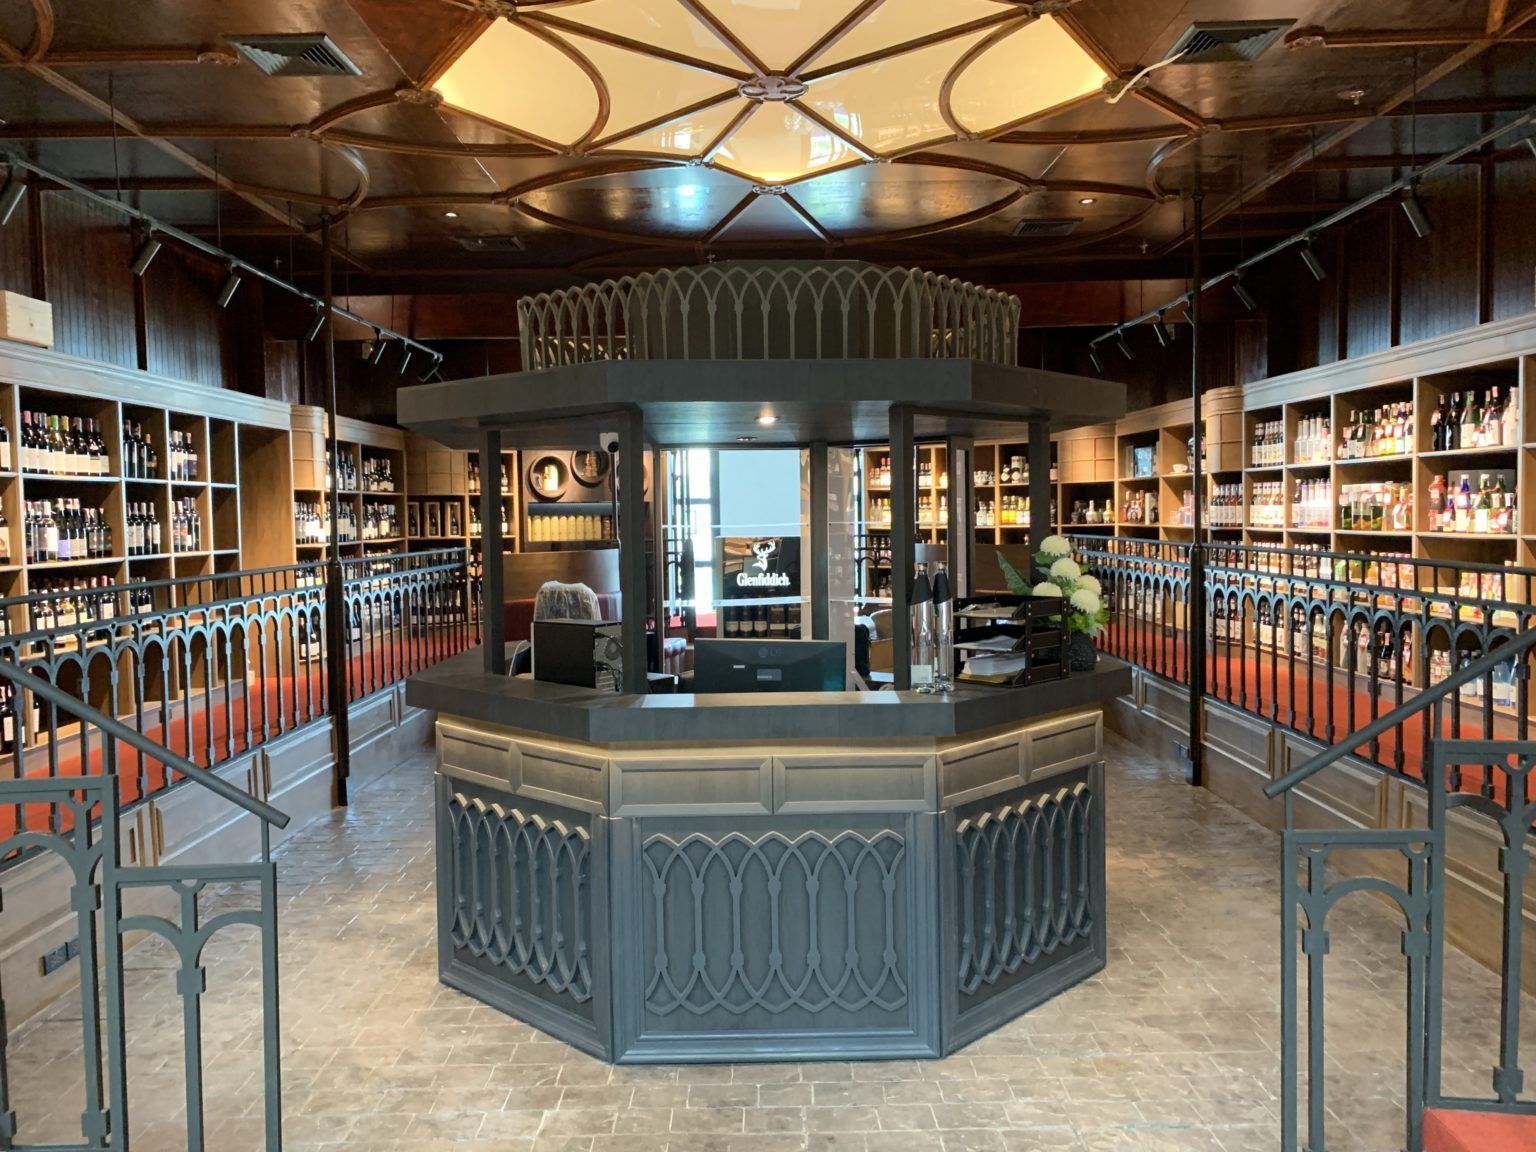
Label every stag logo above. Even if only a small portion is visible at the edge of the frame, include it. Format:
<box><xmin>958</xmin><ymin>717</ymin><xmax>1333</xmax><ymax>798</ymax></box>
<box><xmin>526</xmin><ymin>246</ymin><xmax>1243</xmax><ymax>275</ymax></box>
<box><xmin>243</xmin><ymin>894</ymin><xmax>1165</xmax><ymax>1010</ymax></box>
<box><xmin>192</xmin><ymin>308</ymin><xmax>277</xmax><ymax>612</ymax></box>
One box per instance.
<box><xmin>751</xmin><ymin>539</ymin><xmax>777</xmax><ymax>573</ymax></box>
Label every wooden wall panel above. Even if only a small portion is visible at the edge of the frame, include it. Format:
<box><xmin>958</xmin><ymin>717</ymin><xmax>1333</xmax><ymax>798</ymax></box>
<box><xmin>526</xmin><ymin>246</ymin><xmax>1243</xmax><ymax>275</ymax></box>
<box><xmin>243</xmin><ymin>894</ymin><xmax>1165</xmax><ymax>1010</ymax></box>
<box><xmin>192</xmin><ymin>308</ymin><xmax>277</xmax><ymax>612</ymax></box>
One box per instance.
<box><xmin>39</xmin><ymin>192</ymin><xmax>137</xmax><ymax>369</ymax></box>
<box><xmin>1491</xmin><ymin>159</ymin><xmax>1536</xmax><ymax>322</ymax></box>
<box><xmin>1398</xmin><ymin>166</ymin><xmax>1481</xmax><ymax>346</ymax></box>
<box><xmin>1342</xmin><ymin>209</ymin><xmax>1393</xmax><ymax>360</ymax></box>
<box><xmin>144</xmin><ymin>248</ymin><xmax>234</xmax><ymax>389</ymax></box>
<box><xmin>0</xmin><ymin>182</ymin><xmax>35</xmax><ymax>298</ymax></box>
<box><xmin>263</xmin><ymin>338</ymin><xmax>301</xmax><ymax>406</ymax></box>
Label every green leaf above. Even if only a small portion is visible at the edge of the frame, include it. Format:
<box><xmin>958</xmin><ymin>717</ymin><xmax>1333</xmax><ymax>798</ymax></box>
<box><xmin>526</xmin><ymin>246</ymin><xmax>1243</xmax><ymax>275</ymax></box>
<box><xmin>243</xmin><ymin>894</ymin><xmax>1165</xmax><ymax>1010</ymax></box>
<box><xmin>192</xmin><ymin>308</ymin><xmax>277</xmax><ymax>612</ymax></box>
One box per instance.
<box><xmin>996</xmin><ymin>550</ymin><xmax>1032</xmax><ymax>595</ymax></box>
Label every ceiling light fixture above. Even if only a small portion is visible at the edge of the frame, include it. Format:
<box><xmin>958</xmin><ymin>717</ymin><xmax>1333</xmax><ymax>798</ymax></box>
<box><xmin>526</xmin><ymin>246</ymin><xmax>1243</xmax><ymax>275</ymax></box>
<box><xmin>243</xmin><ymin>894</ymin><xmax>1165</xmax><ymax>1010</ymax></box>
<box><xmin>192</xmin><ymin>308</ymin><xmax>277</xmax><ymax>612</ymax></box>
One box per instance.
<box><xmin>1154</xmin><ymin>316</ymin><xmax>1171</xmax><ymax>346</ymax></box>
<box><xmin>371</xmin><ymin>331</ymin><xmax>388</xmax><ymax>366</ymax></box>
<box><xmin>757</xmin><ymin>414</ymin><xmax>778</xmax><ymax>427</ymax></box>
<box><xmin>398</xmin><ymin>349</ymin><xmax>412</xmax><ymax>375</ymax></box>
<box><xmin>431</xmin><ymin>11</ymin><xmax>1107</xmax><ymax>185</ymax></box>
<box><xmin>1400</xmin><ymin>183</ymin><xmax>1431</xmax><ymax>239</ymax></box>
<box><xmin>419</xmin><ymin>357</ymin><xmax>441</xmax><ymax>383</ymax></box>
<box><xmin>1231</xmin><ymin>276</ymin><xmax>1258</xmax><ymax>312</ymax></box>
<box><xmin>444</xmin><ymin>211</ymin><xmax>458</xmax><ymax>218</ymax></box>
<box><xmin>0</xmin><ymin>173</ymin><xmax>26</xmax><ymax>227</ymax></box>
<box><xmin>305</xmin><ymin>306</ymin><xmax>326</xmax><ymax>342</ymax></box>
<box><xmin>1089</xmin><ymin>347</ymin><xmax>1105</xmax><ymax>375</ymax></box>
<box><xmin>1298</xmin><ymin>239</ymin><xmax>1327</xmax><ymax>282</ymax></box>
<box><xmin>215</xmin><ymin>268</ymin><xmax>242</xmax><ymax>309</ymax></box>
<box><xmin>1527</xmin><ymin>136</ymin><xmax>1536</xmax><ymax>160</ymax></box>
<box><xmin>1116</xmin><ymin>333</ymin><xmax>1133</xmax><ymax>361</ymax></box>
<box><xmin>1162</xmin><ymin>315</ymin><xmax>1178</xmax><ymax>342</ymax></box>
<box><xmin>130</xmin><ymin>235</ymin><xmax>163</xmax><ymax>278</ymax></box>
<box><xmin>1079</xmin><ymin>197</ymin><xmax>1096</xmax><ymax>206</ymax></box>
<box><xmin>736</xmin><ymin>436</ymin><xmax>757</xmax><ymax>443</ymax></box>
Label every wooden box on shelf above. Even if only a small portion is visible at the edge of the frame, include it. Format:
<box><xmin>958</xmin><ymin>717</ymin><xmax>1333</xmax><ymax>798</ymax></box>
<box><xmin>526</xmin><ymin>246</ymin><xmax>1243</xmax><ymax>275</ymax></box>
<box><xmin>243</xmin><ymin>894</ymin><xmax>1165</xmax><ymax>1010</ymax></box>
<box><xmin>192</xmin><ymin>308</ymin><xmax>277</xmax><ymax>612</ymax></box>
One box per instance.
<box><xmin>0</xmin><ymin>291</ymin><xmax>53</xmax><ymax>350</ymax></box>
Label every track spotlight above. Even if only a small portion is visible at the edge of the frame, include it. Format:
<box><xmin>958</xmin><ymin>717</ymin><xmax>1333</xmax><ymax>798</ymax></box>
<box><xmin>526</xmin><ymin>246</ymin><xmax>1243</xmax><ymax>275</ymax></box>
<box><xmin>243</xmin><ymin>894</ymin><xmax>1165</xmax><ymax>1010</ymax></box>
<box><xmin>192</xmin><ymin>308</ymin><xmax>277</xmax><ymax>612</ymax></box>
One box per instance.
<box><xmin>1400</xmin><ymin>183</ymin><xmax>1431</xmax><ymax>239</ymax></box>
<box><xmin>1528</xmin><ymin>136</ymin><xmax>1536</xmax><ymax>160</ymax></box>
<box><xmin>0</xmin><ymin>173</ymin><xmax>26</xmax><ymax>227</ymax></box>
<box><xmin>215</xmin><ymin>268</ymin><xmax>242</xmax><ymax>309</ymax></box>
<box><xmin>1154</xmin><ymin>316</ymin><xmax>1171</xmax><ymax>347</ymax></box>
<box><xmin>305</xmin><ymin>306</ymin><xmax>325</xmax><ymax>342</ymax></box>
<box><xmin>370</xmin><ymin>331</ymin><xmax>388</xmax><ymax>366</ymax></box>
<box><xmin>1231</xmin><ymin>276</ymin><xmax>1257</xmax><ymax>312</ymax></box>
<box><xmin>130</xmin><ymin>235</ymin><xmax>163</xmax><ymax>278</ymax></box>
<box><xmin>1162</xmin><ymin>315</ymin><xmax>1178</xmax><ymax>343</ymax></box>
<box><xmin>1299</xmin><ymin>239</ymin><xmax>1327</xmax><ymax>282</ymax></box>
<box><xmin>1116</xmin><ymin>332</ymin><xmax>1133</xmax><ymax>361</ymax></box>
<box><xmin>398</xmin><ymin>349</ymin><xmax>412</xmax><ymax>376</ymax></box>
<box><xmin>1089</xmin><ymin>347</ymin><xmax>1105</xmax><ymax>375</ymax></box>
<box><xmin>419</xmin><ymin>357</ymin><xmax>440</xmax><ymax>383</ymax></box>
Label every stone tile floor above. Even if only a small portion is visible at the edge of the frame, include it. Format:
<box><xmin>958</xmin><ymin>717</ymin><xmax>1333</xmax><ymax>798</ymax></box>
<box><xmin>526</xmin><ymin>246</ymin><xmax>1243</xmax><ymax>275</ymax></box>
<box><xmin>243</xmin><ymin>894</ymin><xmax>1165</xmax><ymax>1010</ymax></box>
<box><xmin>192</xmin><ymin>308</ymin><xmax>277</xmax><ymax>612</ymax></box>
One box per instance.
<box><xmin>5</xmin><ymin>733</ymin><xmax>1533</xmax><ymax>1151</ymax></box>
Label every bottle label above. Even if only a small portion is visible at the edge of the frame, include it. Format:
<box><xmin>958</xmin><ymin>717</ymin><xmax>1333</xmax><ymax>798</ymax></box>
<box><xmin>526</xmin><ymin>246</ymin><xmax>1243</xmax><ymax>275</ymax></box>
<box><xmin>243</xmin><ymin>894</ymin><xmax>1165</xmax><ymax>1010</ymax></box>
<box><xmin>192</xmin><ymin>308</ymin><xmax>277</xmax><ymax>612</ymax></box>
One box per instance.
<box><xmin>910</xmin><ymin>664</ymin><xmax>934</xmax><ymax>686</ymax></box>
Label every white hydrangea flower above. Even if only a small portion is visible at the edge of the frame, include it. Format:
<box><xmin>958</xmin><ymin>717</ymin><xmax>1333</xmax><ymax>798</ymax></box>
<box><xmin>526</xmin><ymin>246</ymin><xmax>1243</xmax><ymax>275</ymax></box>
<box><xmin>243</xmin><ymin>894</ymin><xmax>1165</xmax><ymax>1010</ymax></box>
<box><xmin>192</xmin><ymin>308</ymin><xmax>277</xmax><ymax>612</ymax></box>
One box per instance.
<box><xmin>1032</xmin><ymin>581</ymin><xmax>1064</xmax><ymax>598</ymax></box>
<box><xmin>1077</xmin><ymin>574</ymin><xmax>1102</xmax><ymax>595</ymax></box>
<box><xmin>1070</xmin><ymin>588</ymin><xmax>1102</xmax><ymax>614</ymax></box>
<box><xmin>1039</xmin><ymin>534</ymin><xmax>1072</xmax><ymax>557</ymax></box>
<box><xmin>1049</xmin><ymin>557</ymin><xmax>1082</xmax><ymax>581</ymax></box>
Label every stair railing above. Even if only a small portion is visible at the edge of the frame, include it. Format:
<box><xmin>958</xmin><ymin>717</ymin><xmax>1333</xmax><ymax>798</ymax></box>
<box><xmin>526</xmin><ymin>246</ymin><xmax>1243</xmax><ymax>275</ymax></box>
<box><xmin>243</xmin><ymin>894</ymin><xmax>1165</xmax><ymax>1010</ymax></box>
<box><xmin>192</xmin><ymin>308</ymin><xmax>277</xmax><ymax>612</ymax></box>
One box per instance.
<box><xmin>1264</xmin><ymin>627</ymin><xmax>1536</xmax><ymax>1152</ymax></box>
<box><xmin>0</xmin><ymin>659</ymin><xmax>289</xmax><ymax>1152</ymax></box>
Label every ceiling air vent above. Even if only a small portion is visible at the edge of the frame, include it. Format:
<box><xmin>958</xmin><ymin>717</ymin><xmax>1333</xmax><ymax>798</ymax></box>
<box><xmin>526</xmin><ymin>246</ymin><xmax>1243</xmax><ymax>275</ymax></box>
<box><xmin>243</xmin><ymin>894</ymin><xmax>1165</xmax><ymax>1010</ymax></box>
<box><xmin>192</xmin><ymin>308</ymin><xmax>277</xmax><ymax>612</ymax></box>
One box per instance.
<box><xmin>225</xmin><ymin>34</ymin><xmax>362</xmax><ymax>77</ymax></box>
<box><xmin>1012</xmin><ymin>218</ymin><xmax>1081</xmax><ymax>238</ymax></box>
<box><xmin>1165</xmin><ymin>20</ymin><xmax>1294</xmax><ymax>64</ymax></box>
<box><xmin>456</xmin><ymin>235</ymin><xmax>526</xmax><ymax>252</ymax></box>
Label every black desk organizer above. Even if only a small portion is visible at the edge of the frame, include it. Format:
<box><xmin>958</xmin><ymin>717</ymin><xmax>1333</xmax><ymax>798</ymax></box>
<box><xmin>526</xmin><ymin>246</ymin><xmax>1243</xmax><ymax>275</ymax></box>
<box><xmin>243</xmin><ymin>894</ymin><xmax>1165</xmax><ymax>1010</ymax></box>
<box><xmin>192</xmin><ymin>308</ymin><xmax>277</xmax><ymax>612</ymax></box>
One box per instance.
<box><xmin>953</xmin><ymin>595</ymin><xmax>1068</xmax><ymax>686</ymax></box>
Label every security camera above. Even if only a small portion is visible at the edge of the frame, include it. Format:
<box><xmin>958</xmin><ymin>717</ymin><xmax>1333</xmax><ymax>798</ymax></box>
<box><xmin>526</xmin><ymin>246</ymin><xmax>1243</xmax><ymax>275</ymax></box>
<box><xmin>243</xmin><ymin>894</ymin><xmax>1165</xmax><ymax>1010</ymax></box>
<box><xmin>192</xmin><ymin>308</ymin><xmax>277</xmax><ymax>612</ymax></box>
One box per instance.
<box><xmin>599</xmin><ymin>431</ymin><xmax>620</xmax><ymax>454</ymax></box>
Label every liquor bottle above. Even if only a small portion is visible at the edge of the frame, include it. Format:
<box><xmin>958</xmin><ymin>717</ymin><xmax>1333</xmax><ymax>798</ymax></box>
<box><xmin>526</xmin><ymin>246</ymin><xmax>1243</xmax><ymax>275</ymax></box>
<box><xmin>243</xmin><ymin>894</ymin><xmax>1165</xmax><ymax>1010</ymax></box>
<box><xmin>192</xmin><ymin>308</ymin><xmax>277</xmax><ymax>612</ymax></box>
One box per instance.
<box><xmin>1454</xmin><ymin>475</ymin><xmax>1472</xmax><ymax>532</ymax></box>
<box><xmin>1474</xmin><ymin>474</ymin><xmax>1492</xmax><ymax>534</ymax></box>
<box><xmin>1428</xmin><ymin>474</ymin><xmax>1446</xmax><ymax>530</ymax></box>
<box><xmin>1503</xmin><ymin>387</ymin><xmax>1521</xmax><ymax>447</ymax></box>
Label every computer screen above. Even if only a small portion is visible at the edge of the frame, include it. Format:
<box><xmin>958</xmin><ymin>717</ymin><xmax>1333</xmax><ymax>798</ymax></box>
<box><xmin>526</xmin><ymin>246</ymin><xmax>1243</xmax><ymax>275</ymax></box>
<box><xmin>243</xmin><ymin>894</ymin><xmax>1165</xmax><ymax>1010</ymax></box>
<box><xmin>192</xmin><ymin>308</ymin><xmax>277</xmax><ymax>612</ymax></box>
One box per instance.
<box><xmin>691</xmin><ymin>639</ymin><xmax>847</xmax><ymax>694</ymax></box>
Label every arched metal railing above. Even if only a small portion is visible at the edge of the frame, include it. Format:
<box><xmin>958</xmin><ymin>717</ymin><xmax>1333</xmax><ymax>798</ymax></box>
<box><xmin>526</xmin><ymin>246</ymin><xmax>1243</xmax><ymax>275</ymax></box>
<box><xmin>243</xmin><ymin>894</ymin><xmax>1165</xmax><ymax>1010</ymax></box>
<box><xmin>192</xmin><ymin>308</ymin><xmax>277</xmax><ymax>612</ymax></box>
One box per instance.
<box><xmin>518</xmin><ymin>263</ymin><xmax>1022</xmax><ymax>369</ymax></box>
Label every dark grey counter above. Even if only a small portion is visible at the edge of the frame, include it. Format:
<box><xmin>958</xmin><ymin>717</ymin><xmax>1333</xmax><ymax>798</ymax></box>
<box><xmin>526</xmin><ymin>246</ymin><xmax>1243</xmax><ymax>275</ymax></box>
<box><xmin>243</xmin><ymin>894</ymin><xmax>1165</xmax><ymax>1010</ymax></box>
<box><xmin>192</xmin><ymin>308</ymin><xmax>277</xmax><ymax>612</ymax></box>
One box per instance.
<box><xmin>406</xmin><ymin>649</ymin><xmax>1132</xmax><ymax>745</ymax></box>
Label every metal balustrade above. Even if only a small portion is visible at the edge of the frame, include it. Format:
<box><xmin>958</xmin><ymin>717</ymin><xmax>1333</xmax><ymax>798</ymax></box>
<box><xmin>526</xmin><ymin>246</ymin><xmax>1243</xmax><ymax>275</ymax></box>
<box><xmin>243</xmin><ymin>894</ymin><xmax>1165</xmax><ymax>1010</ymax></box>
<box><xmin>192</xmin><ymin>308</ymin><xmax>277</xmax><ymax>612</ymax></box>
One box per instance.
<box><xmin>0</xmin><ymin>664</ymin><xmax>290</xmax><ymax>1152</ymax></box>
<box><xmin>1068</xmin><ymin>535</ymin><xmax>1536</xmax><ymax>786</ymax></box>
<box><xmin>0</xmin><ymin>548</ymin><xmax>474</xmax><ymax>865</ymax></box>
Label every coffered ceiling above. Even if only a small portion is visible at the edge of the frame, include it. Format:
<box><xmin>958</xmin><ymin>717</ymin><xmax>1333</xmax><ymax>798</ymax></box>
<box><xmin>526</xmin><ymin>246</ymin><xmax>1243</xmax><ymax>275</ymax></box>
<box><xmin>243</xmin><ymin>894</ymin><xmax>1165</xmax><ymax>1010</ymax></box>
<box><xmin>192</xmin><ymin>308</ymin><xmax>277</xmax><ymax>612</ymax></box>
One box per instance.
<box><xmin>1</xmin><ymin>0</ymin><xmax>1533</xmax><ymax>297</ymax></box>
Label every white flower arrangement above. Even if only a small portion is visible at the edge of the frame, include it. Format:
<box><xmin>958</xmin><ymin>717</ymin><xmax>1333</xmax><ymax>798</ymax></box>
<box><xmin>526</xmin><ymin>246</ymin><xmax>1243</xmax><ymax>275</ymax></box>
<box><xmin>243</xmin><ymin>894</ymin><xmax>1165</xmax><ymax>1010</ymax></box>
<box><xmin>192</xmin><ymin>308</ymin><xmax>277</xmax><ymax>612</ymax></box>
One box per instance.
<box><xmin>1049</xmin><ymin>557</ymin><xmax>1082</xmax><ymax>581</ymax></box>
<box><xmin>997</xmin><ymin>543</ymin><xmax>1109</xmax><ymax>639</ymax></box>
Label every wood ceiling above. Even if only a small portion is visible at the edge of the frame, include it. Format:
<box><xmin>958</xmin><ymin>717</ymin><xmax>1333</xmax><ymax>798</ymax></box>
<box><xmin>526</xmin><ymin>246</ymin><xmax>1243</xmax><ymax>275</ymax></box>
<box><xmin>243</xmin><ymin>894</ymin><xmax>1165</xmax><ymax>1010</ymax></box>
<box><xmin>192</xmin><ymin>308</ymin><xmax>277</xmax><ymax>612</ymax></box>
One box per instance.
<box><xmin>1</xmin><ymin>0</ymin><xmax>1534</xmax><ymax>299</ymax></box>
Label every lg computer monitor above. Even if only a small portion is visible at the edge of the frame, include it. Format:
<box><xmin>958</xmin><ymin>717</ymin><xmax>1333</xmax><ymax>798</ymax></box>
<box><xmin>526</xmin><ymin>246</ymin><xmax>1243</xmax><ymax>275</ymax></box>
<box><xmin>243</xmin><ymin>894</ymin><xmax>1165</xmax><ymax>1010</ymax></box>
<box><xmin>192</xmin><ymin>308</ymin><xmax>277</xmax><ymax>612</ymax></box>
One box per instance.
<box><xmin>691</xmin><ymin>639</ymin><xmax>847</xmax><ymax>694</ymax></box>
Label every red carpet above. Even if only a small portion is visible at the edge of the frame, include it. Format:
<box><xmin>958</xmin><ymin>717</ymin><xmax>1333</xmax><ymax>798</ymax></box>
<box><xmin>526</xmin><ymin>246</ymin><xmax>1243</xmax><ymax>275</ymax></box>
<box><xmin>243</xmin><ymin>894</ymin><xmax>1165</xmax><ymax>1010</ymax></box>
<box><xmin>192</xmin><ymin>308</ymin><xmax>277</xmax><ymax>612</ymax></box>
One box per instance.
<box><xmin>1</xmin><ymin>632</ymin><xmax>470</xmax><ymax>845</ymax></box>
<box><xmin>1423</xmin><ymin>1108</ymin><xmax>1536</xmax><ymax>1152</ymax></box>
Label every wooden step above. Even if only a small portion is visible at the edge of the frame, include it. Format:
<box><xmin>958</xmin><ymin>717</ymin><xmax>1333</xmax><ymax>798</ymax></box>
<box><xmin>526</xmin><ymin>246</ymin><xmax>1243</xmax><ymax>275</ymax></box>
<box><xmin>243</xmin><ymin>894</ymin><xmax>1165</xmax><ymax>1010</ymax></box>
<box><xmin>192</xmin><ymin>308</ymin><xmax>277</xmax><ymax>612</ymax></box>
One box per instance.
<box><xmin>1423</xmin><ymin>1108</ymin><xmax>1536</xmax><ymax>1152</ymax></box>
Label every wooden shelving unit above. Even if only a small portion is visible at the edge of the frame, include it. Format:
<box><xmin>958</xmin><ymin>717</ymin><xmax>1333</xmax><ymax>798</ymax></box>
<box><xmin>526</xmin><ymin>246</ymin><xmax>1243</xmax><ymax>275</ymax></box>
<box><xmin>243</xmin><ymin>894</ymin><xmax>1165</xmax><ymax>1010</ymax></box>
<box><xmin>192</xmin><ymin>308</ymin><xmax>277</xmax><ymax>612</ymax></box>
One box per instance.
<box><xmin>290</xmin><ymin>406</ymin><xmax>406</xmax><ymax>564</ymax></box>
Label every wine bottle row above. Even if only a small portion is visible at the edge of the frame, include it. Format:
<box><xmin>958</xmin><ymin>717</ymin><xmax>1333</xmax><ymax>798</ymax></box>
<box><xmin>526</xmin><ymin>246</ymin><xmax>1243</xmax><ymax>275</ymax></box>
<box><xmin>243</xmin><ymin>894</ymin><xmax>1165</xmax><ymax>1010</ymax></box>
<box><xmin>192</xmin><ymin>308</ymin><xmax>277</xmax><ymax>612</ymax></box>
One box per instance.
<box><xmin>168</xmin><ymin>430</ymin><xmax>200</xmax><ymax>482</ymax></box>
<box><xmin>1338</xmin><ymin>403</ymin><xmax>1414</xmax><ymax>459</ymax></box>
<box><xmin>1427</xmin><ymin>473</ymin><xmax>1517</xmax><ymax>535</ymax></box>
<box><xmin>361</xmin><ymin>503</ymin><xmax>400</xmax><ymax>542</ymax></box>
<box><xmin>323</xmin><ymin>451</ymin><xmax>359</xmax><ymax>492</ymax></box>
<box><xmin>21</xmin><ymin>413</ymin><xmax>109</xmax><ymax>476</ymax></box>
<box><xmin>1338</xmin><ymin>482</ymin><xmax>1413</xmax><ymax>533</ymax></box>
<box><xmin>467</xmin><ymin>460</ymin><xmax>510</xmax><ymax>495</ymax></box>
<box><xmin>171</xmin><ymin>497</ymin><xmax>204</xmax><ymax>553</ymax></box>
<box><xmin>122</xmin><ymin>421</ymin><xmax>160</xmax><ymax>480</ymax></box>
<box><xmin>23</xmin><ymin>500</ymin><xmax>112</xmax><ymax>563</ymax></box>
<box><xmin>295</xmin><ymin>500</ymin><xmax>357</xmax><ymax>544</ymax></box>
<box><xmin>1428</xmin><ymin>387</ymin><xmax>1520</xmax><ymax>451</ymax></box>
<box><xmin>361</xmin><ymin>457</ymin><xmax>396</xmax><ymax>493</ymax></box>
<box><xmin>126</xmin><ymin>502</ymin><xmax>163</xmax><ymax>556</ymax></box>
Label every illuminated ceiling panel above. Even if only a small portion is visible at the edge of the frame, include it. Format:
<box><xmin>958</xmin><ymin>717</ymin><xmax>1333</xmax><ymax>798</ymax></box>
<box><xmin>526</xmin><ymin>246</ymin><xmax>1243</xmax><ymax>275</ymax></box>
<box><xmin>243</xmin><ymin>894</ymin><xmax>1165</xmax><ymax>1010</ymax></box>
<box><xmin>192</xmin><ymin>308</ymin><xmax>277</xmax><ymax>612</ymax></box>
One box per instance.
<box><xmin>811</xmin><ymin>0</ymin><xmax>1017</xmax><ymax>72</ymax></box>
<box><xmin>433</xmin><ymin>20</ymin><xmax>599</xmax><ymax>148</ymax></box>
<box><xmin>949</xmin><ymin>17</ymin><xmax>1108</xmax><ymax>135</ymax></box>
<box><xmin>715</xmin><ymin>105</ymin><xmax>856</xmax><ymax>184</ymax></box>
<box><xmin>432</xmin><ymin>3</ymin><xmax>1107</xmax><ymax>182</ymax></box>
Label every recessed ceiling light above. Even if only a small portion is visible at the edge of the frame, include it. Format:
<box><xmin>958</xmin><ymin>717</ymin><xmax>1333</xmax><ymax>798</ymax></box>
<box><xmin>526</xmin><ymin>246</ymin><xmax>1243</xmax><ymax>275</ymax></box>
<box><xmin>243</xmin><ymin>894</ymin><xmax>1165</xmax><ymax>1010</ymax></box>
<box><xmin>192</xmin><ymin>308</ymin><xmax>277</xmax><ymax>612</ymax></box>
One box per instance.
<box><xmin>736</xmin><ymin>436</ymin><xmax>756</xmax><ymax>443</ymax></box>
<box><xmin>757</xmin><ymin>414</ymin><xmax>778</xmax><ymax>426</ymax></box>
<box><xmin>1079</xmin><ymin>197</ymin><xmax>1096</xmax><ymax>205</ymax></box>
<box><xmin>444</xmin><ymin>211</ymin><xmax>458</xmax><ymax>218</ymax></box>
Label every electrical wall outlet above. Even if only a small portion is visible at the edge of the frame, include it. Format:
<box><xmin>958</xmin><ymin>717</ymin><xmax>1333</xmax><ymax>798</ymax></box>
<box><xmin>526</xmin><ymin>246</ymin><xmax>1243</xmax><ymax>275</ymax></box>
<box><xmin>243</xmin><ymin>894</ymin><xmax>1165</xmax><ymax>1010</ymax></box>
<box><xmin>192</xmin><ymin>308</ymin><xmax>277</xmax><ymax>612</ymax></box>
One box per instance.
<box><xmin>38</xmin><ymin>937</ymin><xmax>77</xmax><ymax>977</ymax></box>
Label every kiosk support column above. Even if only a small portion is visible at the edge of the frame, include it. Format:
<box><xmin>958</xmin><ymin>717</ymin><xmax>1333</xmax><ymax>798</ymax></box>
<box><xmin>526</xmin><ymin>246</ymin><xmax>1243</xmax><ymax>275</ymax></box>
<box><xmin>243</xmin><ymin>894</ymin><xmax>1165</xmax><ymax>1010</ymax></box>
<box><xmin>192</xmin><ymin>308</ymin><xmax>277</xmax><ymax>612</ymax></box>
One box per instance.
<box><xmin>890</xmin><ymin>405</ymin><xmax>915</xmax><ymax>691</ymax></box>
<box><xmin>618</xmin><ymin>409</ymin><xmax>649</xmax><ymax>695</ymax></box>
<box><xmin>479</xmin><ymin>427</ymin><xmax>506</xmax><ymax>675</ymax></box>
<box><xmin>809</xmin><ymin>441</ymin><xmax>830</xmax><ymax>640</ymax></box>
<box><xmin>1028</xmin><ymin>418</ymin><xmax>1052</xmax><ymax>555</ymax></box>
<box><xmin>946</xmin><ymin>435</ymin><xmax>973</xmax><ymax>597</ymax></box>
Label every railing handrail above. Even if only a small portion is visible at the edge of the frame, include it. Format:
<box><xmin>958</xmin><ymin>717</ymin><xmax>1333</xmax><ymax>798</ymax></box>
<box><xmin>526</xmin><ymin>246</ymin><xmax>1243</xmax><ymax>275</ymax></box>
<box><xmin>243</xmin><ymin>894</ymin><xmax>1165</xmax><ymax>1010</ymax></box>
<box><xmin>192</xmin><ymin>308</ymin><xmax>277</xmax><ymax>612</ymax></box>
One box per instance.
<box><xmin>1263</xmin><ymin>625</ymin><xmax>1536</xmax><ymax>798</ymax></box>
<box><xmin>0</xmin><ymin>658</ymin><xmax>291</xmax><ymax>829</ymax></box>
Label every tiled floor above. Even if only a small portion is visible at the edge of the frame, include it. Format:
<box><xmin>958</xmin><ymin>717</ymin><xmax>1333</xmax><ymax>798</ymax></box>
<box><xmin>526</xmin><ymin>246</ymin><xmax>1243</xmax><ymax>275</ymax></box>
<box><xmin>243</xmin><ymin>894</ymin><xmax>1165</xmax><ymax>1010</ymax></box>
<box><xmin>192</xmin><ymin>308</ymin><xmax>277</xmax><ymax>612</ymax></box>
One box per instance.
<box><xmin>5</xmin><ymin>733</ymin><xmax>1532</xmax><ymax>1151</ymax></box>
